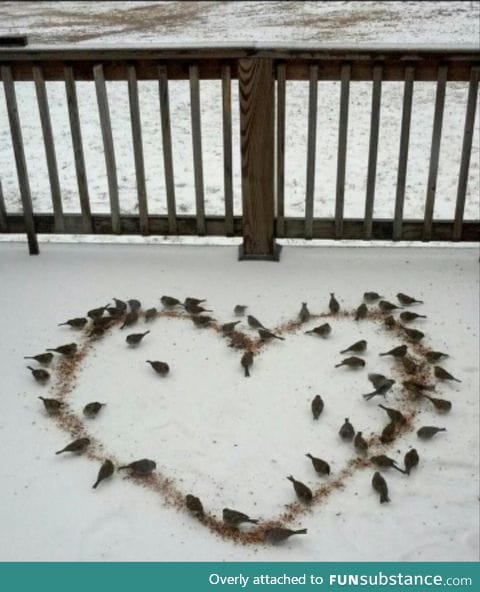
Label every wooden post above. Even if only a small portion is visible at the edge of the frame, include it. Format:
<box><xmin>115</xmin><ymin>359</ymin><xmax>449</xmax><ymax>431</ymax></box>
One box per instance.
<box><xmin>238</xmin><ymin>58</ymin><xmax>279</xmax><ymax>260</ymax></box>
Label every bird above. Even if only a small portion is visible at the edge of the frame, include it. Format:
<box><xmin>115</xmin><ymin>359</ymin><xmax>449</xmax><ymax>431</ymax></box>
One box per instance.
<box><xmin>264</xmin><ymin>527</ymin><xmax>307</xmax><ymax>544</ymax></box>
<box><xmin>106</xmin><ymin>306</ymin><xmax>124</xmax><ymax>319</ymax></box>
<box><xmin>192</xmin><ymin>315</ymin><xmax>214</xmax><ymax>328</ymax></box>
<box><xmin>87</xmin><ymin>305</ymin><xmax>109</xmax><ymax>320</ymax></box>
<box><xmin>38</xmin><ymin>396</ymin><xmax>62</xmax><ymax>414</ymax></box>
<box><xmin>370</xmin><ymin>455</ymin><xmax>406</xmax><ymax>474</ymax></box>
<box><xmin>24</xmin><ymin>353</ymin><xmax>54</xmax><ymax>366</ymax></box>
<box><xmin>128</xmin><ymin>299</ymin><xmax>141</xmax><ymax>311</ymax></box>
<box><xmin>340</xmin><ymin>340</ymin><xmax>367</xmax><ymax>354</ymax></box>
<box><xmin>222</xmin><ymin>508</ymin><xmax>258</xmax><ymax>527</ymax></box>
<box><xmin>384</xmin><ymin>315</ymin><xmax>396</xmax><ymax>329</ymax></box>
<box><xmin>113</xmin><ymin>298</ymin><xmax>127</xmax><ymax>312</ymax></box>
<box><xmin>404</xmin><ymin>449</ymin><xmax>419</xmax><ymax>475</ymax></box>
<box><xmin>92</xmin><ymin>459</ymin><xmax>114</xmax><ymax>489</ymax></box>
<box><xmin>329</xmin><ymin>293</ymin><xmax>340</xmax><ymax>314</ymax></box>
<box><xmin>402</xmin><ymin>327</ymin><xmax>424</xmax><ymax>343</ymax></box>
<box><xmin>287</xmin><ymin>476</ymin><xmax>313</xmax><ymax>502</ymax></box>
<box><xmin>144</xmin><ymin>308</ymin><xmax>158</xmax><ymax>322</ymax></box>
<box><xmin>146</xmin><ymin>360</ymin><xmax>170</xmax><ymax>376</ymax></box>
<box><xmin>422</xmin><ymin>395</ymin><xmax>452</xmax><ymax>412</ymax></box>
<box><xmin>184</xmin><ymin>303</ymin><xmax>212</xmax><ymax>315</ymax></box>
<box><xmin>258</xmin><ymin>328</ymin><xmax>285</xmax><ymax>341</ymax></box>
<box><xmin>55</xmin><ymin>437</ymin><xmax>90</xmax><ymax>455</ymax></box>
<box><xmin>362</xmin><ymin>379</ymin><xmax>395</xmax><ymax>401</ymax></box>
<box><xmin>379</xmin><ymin>300</ymin><xmax>402</xmax><ymax>313</ymax></box>
<box><xmin>368</xmin><ymin>373</ymin><xmax>388</xmax><ymax>389</ymax></box>
<box><xmin>380</xmin><ymin>422</ymin><xmax>397</xmax><ymax>444</ymax></box>
<box><xmin>425</xmin><ymin>351</ymin><xmax>449</xmax><ymax>364</ymax></box>
<box><xmin>364</xmin><ymin>292</ymin><xmax>382</xmax><ymax>302</ymax></box>
<box><xmin>58</xmin><ymin>317</ymin><xmax>88</xmax><ymax>329</ymax></box>
<box><xmin>184</xmin><ymin>297</ymin><xmax>206</xmax><ymax>307</ymax></box>
<box><xmin>126</xmin><ymin>331</ymin><xmax>150</xmax><ymax>346</ymax></box>
<box><xmin>299</xmin><ymin>302</ymin><xmax>310</xmax><ymax>323</ymax></box>
<box><xmin>355</xmin><ymin>303</ymin><xmax>368</xmax><ymax>321</ymax></box>
<box><xmin>434</xmin><ymin>366</ymin><xmax>461</xmax><ymax>382</ymax></box>
<box><xmin>311</xmin><ymin>395</ymin><xmax>324</xmax><ymax>419</ymax></box>
<box><xmin>305</xmin><ymin>323</ymin><xmax>331</xmax><ymax>338</ymax></box>
<box><xmin>335</xmin><ymin>356</ymin><xmax>365</xmax><ymax>369</ymax></box>
<box><xmin>83</xmin><ymin>402</ymin><xmax>105</xmax><ymax>418</ymax></box>
<box><xmin>222</xmin><ymin>321</ymin><xmax>240</xmax><ymax>335</ymax></box>
<box><xmin>339</xmin><ymin>418</ymin><xmax>355</xmax><ymax>440</ymax></box>
<box><xmin>185</xmin><ymin>494</ymin><xmax>204</xmax><ymax>517</ymax></box>
<box><xmin>241</xmin><ymin>351</ymin><xmax>254</xmax><ymax>377</ymax></box>
<box><xmin>247</xmin><ymin>315</ymin><xmax>265</xmax><ymax>329</ymax></box>
<box><xmin>354</xmin><ymin>431</ymin><xmax>368</xmax><ymax>454</ymax></box>
<box><xmin>378</xmin><ymin>404</ymin><xmax>406</xmax><ymax>426</ymax></box>
<box><xmin>27</xmin><ymin>366</ymin><xmax>50</xmax><ymax>382</ymax></box>
<box><xmin>120</xmin><ymin>310</ymin><xmax>139</xmax><ymax>329</ymax></box>
<box><xmin>401</xmin><ymin>356</ymin><xmax>418</xmax><ymax>375</ymax></box>
<box><xmin>93</xmin><ymin>316</ymin><xmax>114</xmax><ymax>329</ymax></box>
<box><xmin>402</xmin><ymin>380</ymin><xmax>435</xmax><ymax>397</ymax></box>
<box><xmin>161</xmin><ymin>295</ymin><xmax>181</xmax><ymax>308</ymax></box>
<box><xmin>417</xmin><ymin>426</ymin><xmax>446</xmax><ymax>440</ymax></box>
<box><xmin>379</xmin><ymin>345</ymin><xmax>407</xmax><ymax>358</ymax></box>
<box><xmin>46</xmin><ymin>343</ymin><xmax>78</xmax><ymax>357</ymax></box>
<box><xmin>400</xmin><ymin>311</ymin><xmax>427</xmax><ymax>323</ymax></box>
<box><xmin>234</xmin><ymin>305</ymin><xmax>247</xmax><ymax>316</ymax></box>
<box><xmin>118</xmin><ymin>459</ymin><xmax>156</xmax><ymax>475</ymax></box>
<box><xmin>306</xmin><ymin>453</ymin><xmax>330</xmax><ymax>475</ymax></box>
<box><xmin>397</xmin><ymin>293</ymin><xmax>423</xmax><ymax>306</ymax></box>
<box><xmin>372</xmin><ymin>471</ymin><xmax>390</xmax><ymax>503</ymax></box>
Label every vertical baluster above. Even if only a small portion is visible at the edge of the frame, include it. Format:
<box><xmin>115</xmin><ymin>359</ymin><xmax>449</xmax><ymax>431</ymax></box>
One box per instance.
<box><xmin>305</xmin><ymin>64</ymin><xmax>318</xmax><ymax>240</ymax></box>
<box><xmin>364</xmin><ymin>63</ymin><xmax>382</xmax><ymax>239</ymax></box>
<box><xmin>158</xmin><ymin>65</ymin><xmax>177</xmax><ymax>234</ymax></box>
<box><xmin>0</xmin><ymin>179</ymin><xmax>7</xmax><ymax>231</ymax></box>
<box><xmin>335</xmin><ymin>63</ymin><xmax>351</xmax><ymax>239</ymax></box>
<box><xmin>189</xmin><ymin>64</ymin><xmax>205</xmax><ymax>236</ymax></box>
<box><xmin>276</xmin><ymin>62</ymin><xmax>286</xmax><ymax>237</ymax></box>
<box><xmin>222</xmin><ymin>64</ymin><xmax>234</xmax><ymax>236</ymax></box>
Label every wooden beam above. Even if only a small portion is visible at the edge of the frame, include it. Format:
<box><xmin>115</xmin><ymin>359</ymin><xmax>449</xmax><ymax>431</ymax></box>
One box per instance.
<box><xmin>189</xmin><ymin>64</ymin><xmax>206</xmax><ymax>235</ymax></box>
<box><xmin>305</xmin><ymin>64</ymin><xmax>318</xmax><ymax>240</ymax></box>
<box><xmin>276</xmin><ymin>62</ymin><xmax>286</xmax><ymax>237</ymax></box>
<box><xmin>334</xmin><ymin>63</ymin><xmax>351</xmax><ymax>239</ymax></box>
<box><xmin>158</xmin><ymin>65</ymin><xmax>177</xmax><ymax>233</ymax></box>
<box><xmin>364</xmin><ymin>64</ymin><xmax>382</xmax><ymax>239</ymax></box>
<box><xmin>222</xmin><ymin>64</ymin><xmax>234</xmax><ymax>236</ymax></box>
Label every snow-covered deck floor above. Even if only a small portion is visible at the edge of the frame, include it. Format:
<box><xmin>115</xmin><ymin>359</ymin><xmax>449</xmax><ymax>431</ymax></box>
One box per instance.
<box><xmin>0</xmin><ymin>241</ymin><xmax>478</xmax><ymax>561</ymax></box>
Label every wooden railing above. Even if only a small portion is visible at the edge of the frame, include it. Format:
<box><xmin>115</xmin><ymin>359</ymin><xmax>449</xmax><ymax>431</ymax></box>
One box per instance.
<box><xmin>0</xmin><ymin>46</ymin><xmax>479</xmax><ymax>257</ymax></box>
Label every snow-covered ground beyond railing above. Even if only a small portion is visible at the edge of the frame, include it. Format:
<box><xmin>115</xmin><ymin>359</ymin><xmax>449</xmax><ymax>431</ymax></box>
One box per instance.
<box><xmin>0</xmin><ymin>241</ymin><xmax>478</xmax><ymax>561</ymax></box>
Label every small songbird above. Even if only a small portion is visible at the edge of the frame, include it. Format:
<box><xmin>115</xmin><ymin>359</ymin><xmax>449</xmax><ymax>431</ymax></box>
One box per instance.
<box><xmin>402</xmin><ymin>380</ymin><xmax>435</xmax><ymax>396</ymax></box>
<box><xmin>335</xmin><ymin>356</ymin><xmax>365</xmax><ymax>369</ymax></box>
<box><xmin>306</xmin><ymin>453</ymin><xmax>330</xmax><ymax>475</ymax></box>
<box><xmin>87</xmin><ymin>305</ymin><xmax>109</xmax><ymax>320</ymax></box>
<box><xmin>184</xmin><ymin>297</ymin><xmax>206</xmax><ymax>307</ymax></box>
<box><xmin>404</xmin><ymin>448</ymin><xmax>419</xmax><ymax>475</ymax></box>
<box><xmin>38</xmin><ymin>396</ymin><xmax>62</xmax><ymax>414</ymax></box>
<box><xmin>58</xmin><ymin>317</ymin><xmax>88</xmax><ymax>329</ymax></box>
<box><xmin>241</xmin><ymin>351</ymin><xmax>254</xmax><ymax>377</ymax></box>
<box><xmin>222</xmin><ymin>321</ymin><xmax>241</xmax><ymax>335</ymax></box>
<box><xmin>106</xmin><ymin>306</ymin><xmax>124</xmax><ymax>319</ymax></box>
<box><xmin>47</xmin><ymin>343</ymin><xmax>78</xmax><ymax>357</ymax></box>
<box><xmin>355</xmin><ymin>303</ymin><xmax>368</xmax><ymax>321</ymax></box>
<box><xmin>247</xmin><ymin>315</ymin><xmax>265</xmax><ymax>329</ymax></box>
<box><xmin>258</xmin><ymin>328</ymin><xmax>285</xmax><ymax>341</ymax></box>
<box><xmin>27</xmin><ymin>366</ymin><xmax>50</xmax><ymax>382</ymax></box>
<box><xmin>161</xmin><ymin>295</ymin><xmax>181</xmax><ymax>308</ymax></box>
<box><xmin>425</xmin><ymin>351</ymin><xmax>448</xmax><ymax>363</ymax></box>
<box><xmin>378</xmin><ymin>404</ymin><xmax>406</xmax><ymax>426</ymax></box>
<box><xmin>185</xmin><ymin>494</ymin><xmax>204</xmax><ymax>517</ymax></box>
<box><xmin>362</xmin><ymin>379</ymin><xmax>395</xmax><ymax>401</ymax></box>
<box><xmin>380</xmin><ymin>422</ymin><xmax>397</xmax><ymax>444</ymax></box>
<box><xmin>423</xmin><ymin>395</ymin><xmax>452</xmax><ymax>412</ymax></box>
<box><xmin>305</xmin><ymin>323</ymin><xmax>331</xmax><ymax>338</ymax></box>
<box><xmin>401</xmin><ymin>356</ymin><xmax>418</xmax><ymax>375</ymax></box>
<box><xmin>118</xmin><ymin>459</ymin><xmax>156</xmax><ymax>475</ymax></box>
<box><xmin>417</xmin><ymin>426</ymin><xmax>446</xmax><ymax>440</ymax></box>
<box><xmin>120</xmin><ymin>312</ymin><xmax>139</xmax><ymax>330</ymax></box>
<box><xmin>379</xmin><ymin>300</ymin><xmax>402</xmax><ymax>313</ymax></box>
<box><xmin>83</xmin><ymin>402</ymin><xmax>105</xmax><ymax>418</ymax></box>
<box><xmin>311</xmin><ymin>395</ymin><xmax>324</xmax><ymax>419</ymax></box>
<box><xmin>92</xmin><ymin>459</ymin><xmax>114</xmax><ymax>489</ymax></box>
<box><xmin>402</xmin><ymin>327</ymin><xmax>424</xmax><ymax>343</ymax></box>
<box><xmin>364</xmin><ymin>292</ymin><xmax>382</xmax><ymax>302</ymax></box>
<box><xmin>397</xmin><ymin>293</ymin><xmax>423</xmax><ymax>306</ymax></box>
<box><xmin>434</xmin><ymin>366</ymin><xmax>461</xmax><ymax>382</ymax></box>
<box><xmin>379</xmin><ymin>345</ymin><xmax>407</xmax><ymax>358</ymax></box>
<box><xmin>340</xmin><ymin>340</ymin><xmax>367</xmax><ymax>354</ymax></box>
<box><xmin>146</xmin><ymin>360</ymin><xmax>170</xmax><ymax>376</ymax></box>
<box><xmin>329</xmin><ymin>293</ymin><xmax>340</xmax><ymax>314</ymax></box>
<box><xmin>368</xmin><ymin>373</ymin><xmax>388</xmax><ymax>389</ymax></box>
<box><xmin>264</xmin><ymin>527</ymin><xmax>307</xmax><ymax>544</ymax></box>
<box><xmin>128</xmin><ymin>299</ymin><xmax>142</xmax><ymax>311</ymax></box>
<box><xmin>372</xmin><ymin>471</ymin><xmax>390</xmax><ymax>503</ymax></box>
<box><xmin>126</xmin><ymin>331</ymin><xmax>150</xmax><ymax>346</ymax></box>
<box><xmin>370</xmin><ymin>455</ymin><xmax>406</xmax><ymax>474</ymax></box>
<box><xmin>93</xmin><ymin>316</ymin><xmax>114</xmax><ymax>329</ymax></box>
<box><xmin>192</xmin><ymin>315</ymin><xmax>214</xmax><ymax>328</ymax></box>
<box><xmin>144</xmin><ymin>308</ymin><xmax>158</xmax><ymax>322</ymax></box>
<box><xmin>400</xmin><ymin>311</ymin><xmax>427</xmax><ymax>323</ymax></box>
<box><xmin>222</xmin><ymin>508</ymin><xmax>258</xmax><ymax>527</ymax></box>
<box><xmin>113</xmin><ymin>298</ymin><xmax>127</xmax><ymax>312</ymax></box>
<box><xmin>185</xmin><ymin>303</ymin><xmax>212</xmax><ymax>315</ymax></box>
<box><xmin>24</xmin><ymin>353</ymin><xmax>54</xmax><ymax>366</ymax></box>
<box><xmin>354</xmin><ymin>431</ymin><xmax>368</xmax><ymax>454</ymax></box>
<box><xmin>287</xmin><ymin>475</ymin><xmax>313</xmax><ymax>502</ymax></box>
<box><xmin>234</xmin><ymin>305</ymin><xmax>247</xmax><ymax>316</ymax></box>
<box><xmin>55</xmin><ymin>437</ymin><xmax>90</xmax><ymax>455</ymax></box>
<box><xmin>384</xmin><ymin>315</ymin><xmax>396</xmax><ymax>329</ymax></box>
<box><xmin>299</xmin><ymin>302</ymin><xmax>310</xmax><ymax>323</ymax></box>
<box><xmin>339</xmin><ymin>418</ymin><xmax>355</xmax><ymax>440</ymax></box>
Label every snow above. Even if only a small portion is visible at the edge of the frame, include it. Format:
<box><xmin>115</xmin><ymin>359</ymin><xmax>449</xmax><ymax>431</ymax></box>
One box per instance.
<box><xmin>0</xmin><ymin>241</ymin><xmax>478</xmax><ymax>561</ymax></box>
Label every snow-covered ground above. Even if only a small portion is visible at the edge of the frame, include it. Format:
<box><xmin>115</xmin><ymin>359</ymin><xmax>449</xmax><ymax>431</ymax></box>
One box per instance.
<box><xmin>0</xmin><ymin>242</ymin><xmax>478</xmax><ymax>561</ymax></box>
<box><xmin>0</xmin><ymin>1</ymin><xmax>479</xmax><ymax>224</ymax></box>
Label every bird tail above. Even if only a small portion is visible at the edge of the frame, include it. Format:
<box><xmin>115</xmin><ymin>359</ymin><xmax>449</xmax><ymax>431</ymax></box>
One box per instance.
<box><xmin>92</xmin><ymin>480</ymin><xmax>100</xmax><ymax>489</ymax></box>
<box><xmin>244</xmin><ymin>367</ymin><xmax>250</xmax><ymax>378</ymax></box>
<box><xmin>393</xmin><ymin>465</ymin><xmax>407</xmax><ymax>475</ymax></box>
<box><xmin>46</xmin><ymin>349</ymin><xmax>55</xmax><ymax>352</ymax></box>
<box><xmin>294</xmin><ymin>529</ymin><xmax>307</xmax><ymax>535</ymax></box>
<box><xmin>334</xmin><ymin>363</ymin><xmax>344</xmax><ymax>368</ymax></box>
<box><xmin>380</xmin><ymin>492</ymin><xmax>390</xmax><ymax>503</ymax></box>
<box><xmin>247</xmin><ymin>519</ymin><xmax>259</xmax><ymax>524</ymax></box>
<box><xmin>362</xmin><ymin>392</ymin><xmax>376</xmax><ymax>401</ymax></box>
<box><xmin>57</xmin><ymin>323</ymin><xmax>67</xmax><ymax>326</ymax></box>
<box><xmin>275</xmin><ymin>335</ymin><xmax>285</xmax><ymax>340</ymax></box>
<box><xmin>287</xmin><ymin>475</ymin><xmax>294</xmax><ymax>483</ymax></box>
<box><xmin>55</xmin><ymin>449</ymin><xmax>65</xmax><ymax>455</ymax></box>
<box><xmin>379</xmin><ymin>353</ymin><xmax>387</xmax><ymax>356</ymax></box>
<box><xmin>24</xmin><ymin>356</ymin><xmax>33</xmax><ymax>360</ymax></box>
<box><xmin>117</xmin><ymin>466</ymin><xmax>128</xmax><ymax>470</ymax></box>
<box><xmin>340</xmin><ymin>349</ymin><xmax>347</xmax><ymax>354</ymax></box>
<box><xmin>404</xmin><ymin>467</ymin><xmax>411</xmax><ymax>476</ymax></box>
<box><xmin>454</xmin><ymin>378</ymin><xmax>462</xmax><ymax>383</ymax></box>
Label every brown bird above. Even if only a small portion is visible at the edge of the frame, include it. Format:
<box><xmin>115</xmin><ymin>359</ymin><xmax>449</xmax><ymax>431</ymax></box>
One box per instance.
<box><xmin>404</xmin><ymin>448</ymin><xmax>419</xmax><ymax>475</ymax></box>
<box><xmin>335</xmin><ymin>356</ymin><xmax>365</xmax><ymax>369</ymax></box>
<box><xmin>355</xmin><ymin>303</ymin><xmax>368</xmax><ymax>321</ymax></box>
<box><xmin>402</xmin><ymin>327</ymin><xmax>424</xmax><ymax>343</ymax></box>
<box><xmin>379</xmin><ymin>345</ymin><xmax>407</xmax><ymax>358</ymax></box>
<box><xmin>144</xmin><ymin>308</ymin><xmax>158</xmax><ymax>322</ymax></box>
<box><xmin>397</xmin><ymin>293</ymin><xmax>423</xmax><ymax>306</ymax></box>
<box><xmin>92</xmin><ymin>459</ymin><xmax>114</xmax><ymax>489</ymax></box>
<box><xmin>329</xmin><ymin>293</ymin><xmax>340</xmax><ymax>314</ymax></box>
<box><xmin>58</xmin><ymin>317</ymin><xmax>88</xmax><ymax>329</ymax></box>
<box><xmin>372</xmin><ymin>471</ymin><xmax>390</xmax><ymax>503</ymax></box>
<box><xmin>378</xmin><ymin>404</ymin><xmax>406</xmax><ymax>426</ymax></box>
<box><xmin>311</xmin><ymin>395</ymin><xmax>324</xmax><ymax>420</ymax></box>
<box><xmin>401</xmin><ymin>356</ymin><xmax>418</xmax><ymax>375</ymax></box>
<box><xmin>106</xmin><ymin>306</ymin><xmax>124</xmax><ymax>319</ymax></box>
<box><xmin>305</xmin><ymin>323</ymin><xmax>331</xmax><ymax>338</ymax></box>
<box><xmin>185</xmin><ymin>303</ymin><xmax>212</xmax><ymax>315</ymax></box>
<box><xmin>27</xmin><ymin>366</ymin><xmax>50</xmax><ymax>383</ymax></box>
<box><xmin>368</xmin><ymin>373</ymin><xmax>388</xmax><ymax>389</ymax></box>
<box><xmin>364</xmin><ymin>291</ymin><xmax>382</xmax><ymax>302</ymax></box>
<box><xmin>425</xmin><ymin>351</ymin><xmax>448</xmax><ymax>364</ymax></box>
<box><xmin>234</xmin><ymin>305</ymin><xmax>248</xmax><ymax>316</ymax></box>
<box><xmin>185</xmin><ymin>494</ymin><xmax>204</xmax><ymax>517</ymax></box>
<box><xmin>370</xmin><ymin>455</ymin><xmax>406</xmax><ymax>474</ymax></box>
<box><xmin>264</xmin><ymin>527</ymin><xmax>307</xmax><ymax>544</ymax></box>
<box><xmin>362</xmin><ymin>379</ymin><xmax>395</xmax><ymax>401</ymax></box>
<box><xmin>192</xmin><ymin>315</ymin><xmax>214</xmax><ymax>328</ymax></box>
<box><xmin>258</xmin><ymin>328</ymin><xmax>285</xmax><ymax>341</ymax></box>
<box><xmin>354</xmin><ymin>431</ymin><xmax>369</xmax><ymax>455</ymax></box>
<box><xmin>128</xmin><ymin>299</ymin><xmax>141</xmax><ymax>311</ymax></box>
<box><xmin>118</xmin><ymin>459</ymin><xmax>156</xmax><ymax>475</ymax></box>
<box><xmin>339</xmin><ymin>418</ymin><xmax>355</xmax><ymax>440</ymax></box>
<box><xmin>434</xmin><ymin>366</ymin><xmax>461</xmax><ymax>382</ymax></box>
<box><xmin>87</xmin><ymin>305</ymin><xmax>109</xmax><ymax>320</ymax></box>
<box><xmin>423</xmin><ymin>395</ymin><xmax>452</xmax><ymax>413</ymax></box>
<box><xmin>24</xmin><ymin>353</ymin><xmax>54</xmax><ymax>366</ymax></box>
<box><xmin>161</xmin><ymin>295</ymin><xmax>181</xmax><ymax>308</ymax></box>
<box><xmin>241</xmin><ymin>351</ymin><xmax>254</xmax><ymax>377</ymax></box>
<box><xmin>47</xmin><ymin>343</ymin><xmax>78</xmax><ymax>357</ymax></box>
<box><xmin>417</xmin><ymin>426</ymin><xmax>446</xmax><ymax>440</ymax></box>
<box><xmin>113</xmin><ymin>298</ymin><xmax>128</xmax><ymax>312</ymax></box>
<box><xmin>55</xmin><ymin>437</ymin><xmax>90</xmax><ymax>455</ymax></box>
<box><xmin>38</xmin><ymin>396</ymin><xmax>62</xmax><ymax>414</ymax></box>
<box><xmin>92</xmin><ymin>316</ymin><xmax>114</xmax><ymax>330</ymax></box>
<box><xmin>287</xmin><ymin>476</ymin><xmax>313</xmax><ymax>502</ymax></box>
<box><xmin>184</xmin><ymin>297</ymin><xmax>206</xmax><ymax>307</ymax></box>
<box><xmin>340</xmin><ymin>340</ymin><xmax>367</xmax><ymax>354</ymax></box>
<box><xmin>400</xmin><ymin>311</ymin><xmax>427</xmax><ymax>323</ymax></box>
<box><xmin>83</xmin><ymin>402</ymin><xmax>105</xmax><ymax>418</ymax></box>
<box><xmin>126</xmin><ymin>331</ymin><xmax>150</xmax><ymax>346</ymax></box>
<box><xmin>402</xmin><ymin>380</ymin><xmax>435</xmax><ymax>397</ymax></box>
<box><xmin>146</xmin><ymin>360</ymin><xmax>170</xmax><ymax>376</ymax></box>
<box><xmin>222</xmin><ymin>321</ymin><xmax>241</xmax><ymax>335</ymax></box>
<box><xmin>247</xmin><ymin>315</ymin><xmax>265</xmax><ymax>330</ymax></box>
<box><xmin>299</xmin><ymin>302</ymin><xmax>310</xmax><ymax>323</ymax></box>
<box><xmin>222</xmin><ymin>508</ymin><xmax>258</xmax><ymax>527</ymax></box>
<box><xmin>379</xmin><ymin>300</ymin><xmax>402</xmax><ymax>313</ymax></box>
<box><xmin>120</xmin><ymin>310</ymin><xmax>139</xmax><ymax>329</ymax></box>
<box><xmin>384</xmin><ymin>315</ymin><xmax>396</xmax><ymax>329</ymax></box>
<box><xmin>380</xmin><ymin>421</ymin><xmax>397</xmax><ymax>444</ymax></box>
<box><xmin>306</xmin><ymin>453</ymin><xmax>330</xmax><ymax>475</ymax></box>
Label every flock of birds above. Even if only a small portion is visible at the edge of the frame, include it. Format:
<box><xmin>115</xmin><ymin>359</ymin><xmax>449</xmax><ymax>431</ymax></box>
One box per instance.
<box><xmin>24</xmin><ymin>291</ymin><xmax>461</xmax><ymax>545</ymax></box>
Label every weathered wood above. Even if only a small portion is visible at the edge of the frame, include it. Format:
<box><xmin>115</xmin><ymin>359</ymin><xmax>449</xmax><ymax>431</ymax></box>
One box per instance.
<box><xmin>423</xmin><ymin>64</ymin><xmax>448</xmax><ymax>241</ymax></box>
<box><xmin>305</xmin><ymin>64</ymin><xmax>318</xmax><ymax>240</ymax></box>
<box><xmin>393</xmin><ymin>65</ymin><xmax>415</xmax><ymax>240</ymax></box>
<box><xmin>64</xmin><ymin>65</ymin><xmax>92</xmax><ymax>232</ymax></box>
<box><xmin>453</xmin><ymin>66</ymin><xmax>479</xmax><ymax>241</ymax></box>
<box><xmin>364</xmin><ymin>64</ymin><xmax>382</xmax><ymax>239</ymax></box>
<box><xmin>189</xmin><ymin>64</ymin><xmax>206</xmax><ymax>235</ymax></box>
<box><xmin>276</xmin><ymin>62</ymin><xmax>286</xmax><ymax>237</ymax></box>
<box><xmin>33</xmin><ymin>64</ymin><xmax>64</xmax><ymax>232</ymax></box>
<box><xmin>334</xmin><ymin>63</ymin><xmax>351</xmax><ymax>239</ymax></box>
<box><xmin>238</xmin><ymin>58</ymin><xmax>278</xmax><ymax>259</ymax></box>
<box><xmin>222</xmin><ymin>64</ymin><xmax>234</xmax><ymax>236</ymax></box>
<box><xmin>0</xmin><ymin>179</ymin><xmax>7</xmax><ymax>231</ymax></box>
<box><xmin>0</xmin><ymin>35</ymin><xmax>28</xmax><ymax>46</ymax></box>
<box><xmin>1</xmin><ymin>65</ymin><xmax>39</xmax><ymax>254</ymax></box>
<box><xmin>158</xmin><ymin>65</ymin><xmax>177</xmax><ymax>233</ymax></box>
<box><xmin>127</xmin><ymin>63</ymin><xmax>149</xmax><ymax>235</ymax></box>
<box><xmin>93</xmin><ymin>63</ymin><xmax>121</xmax><ymax>233</ymax></box>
